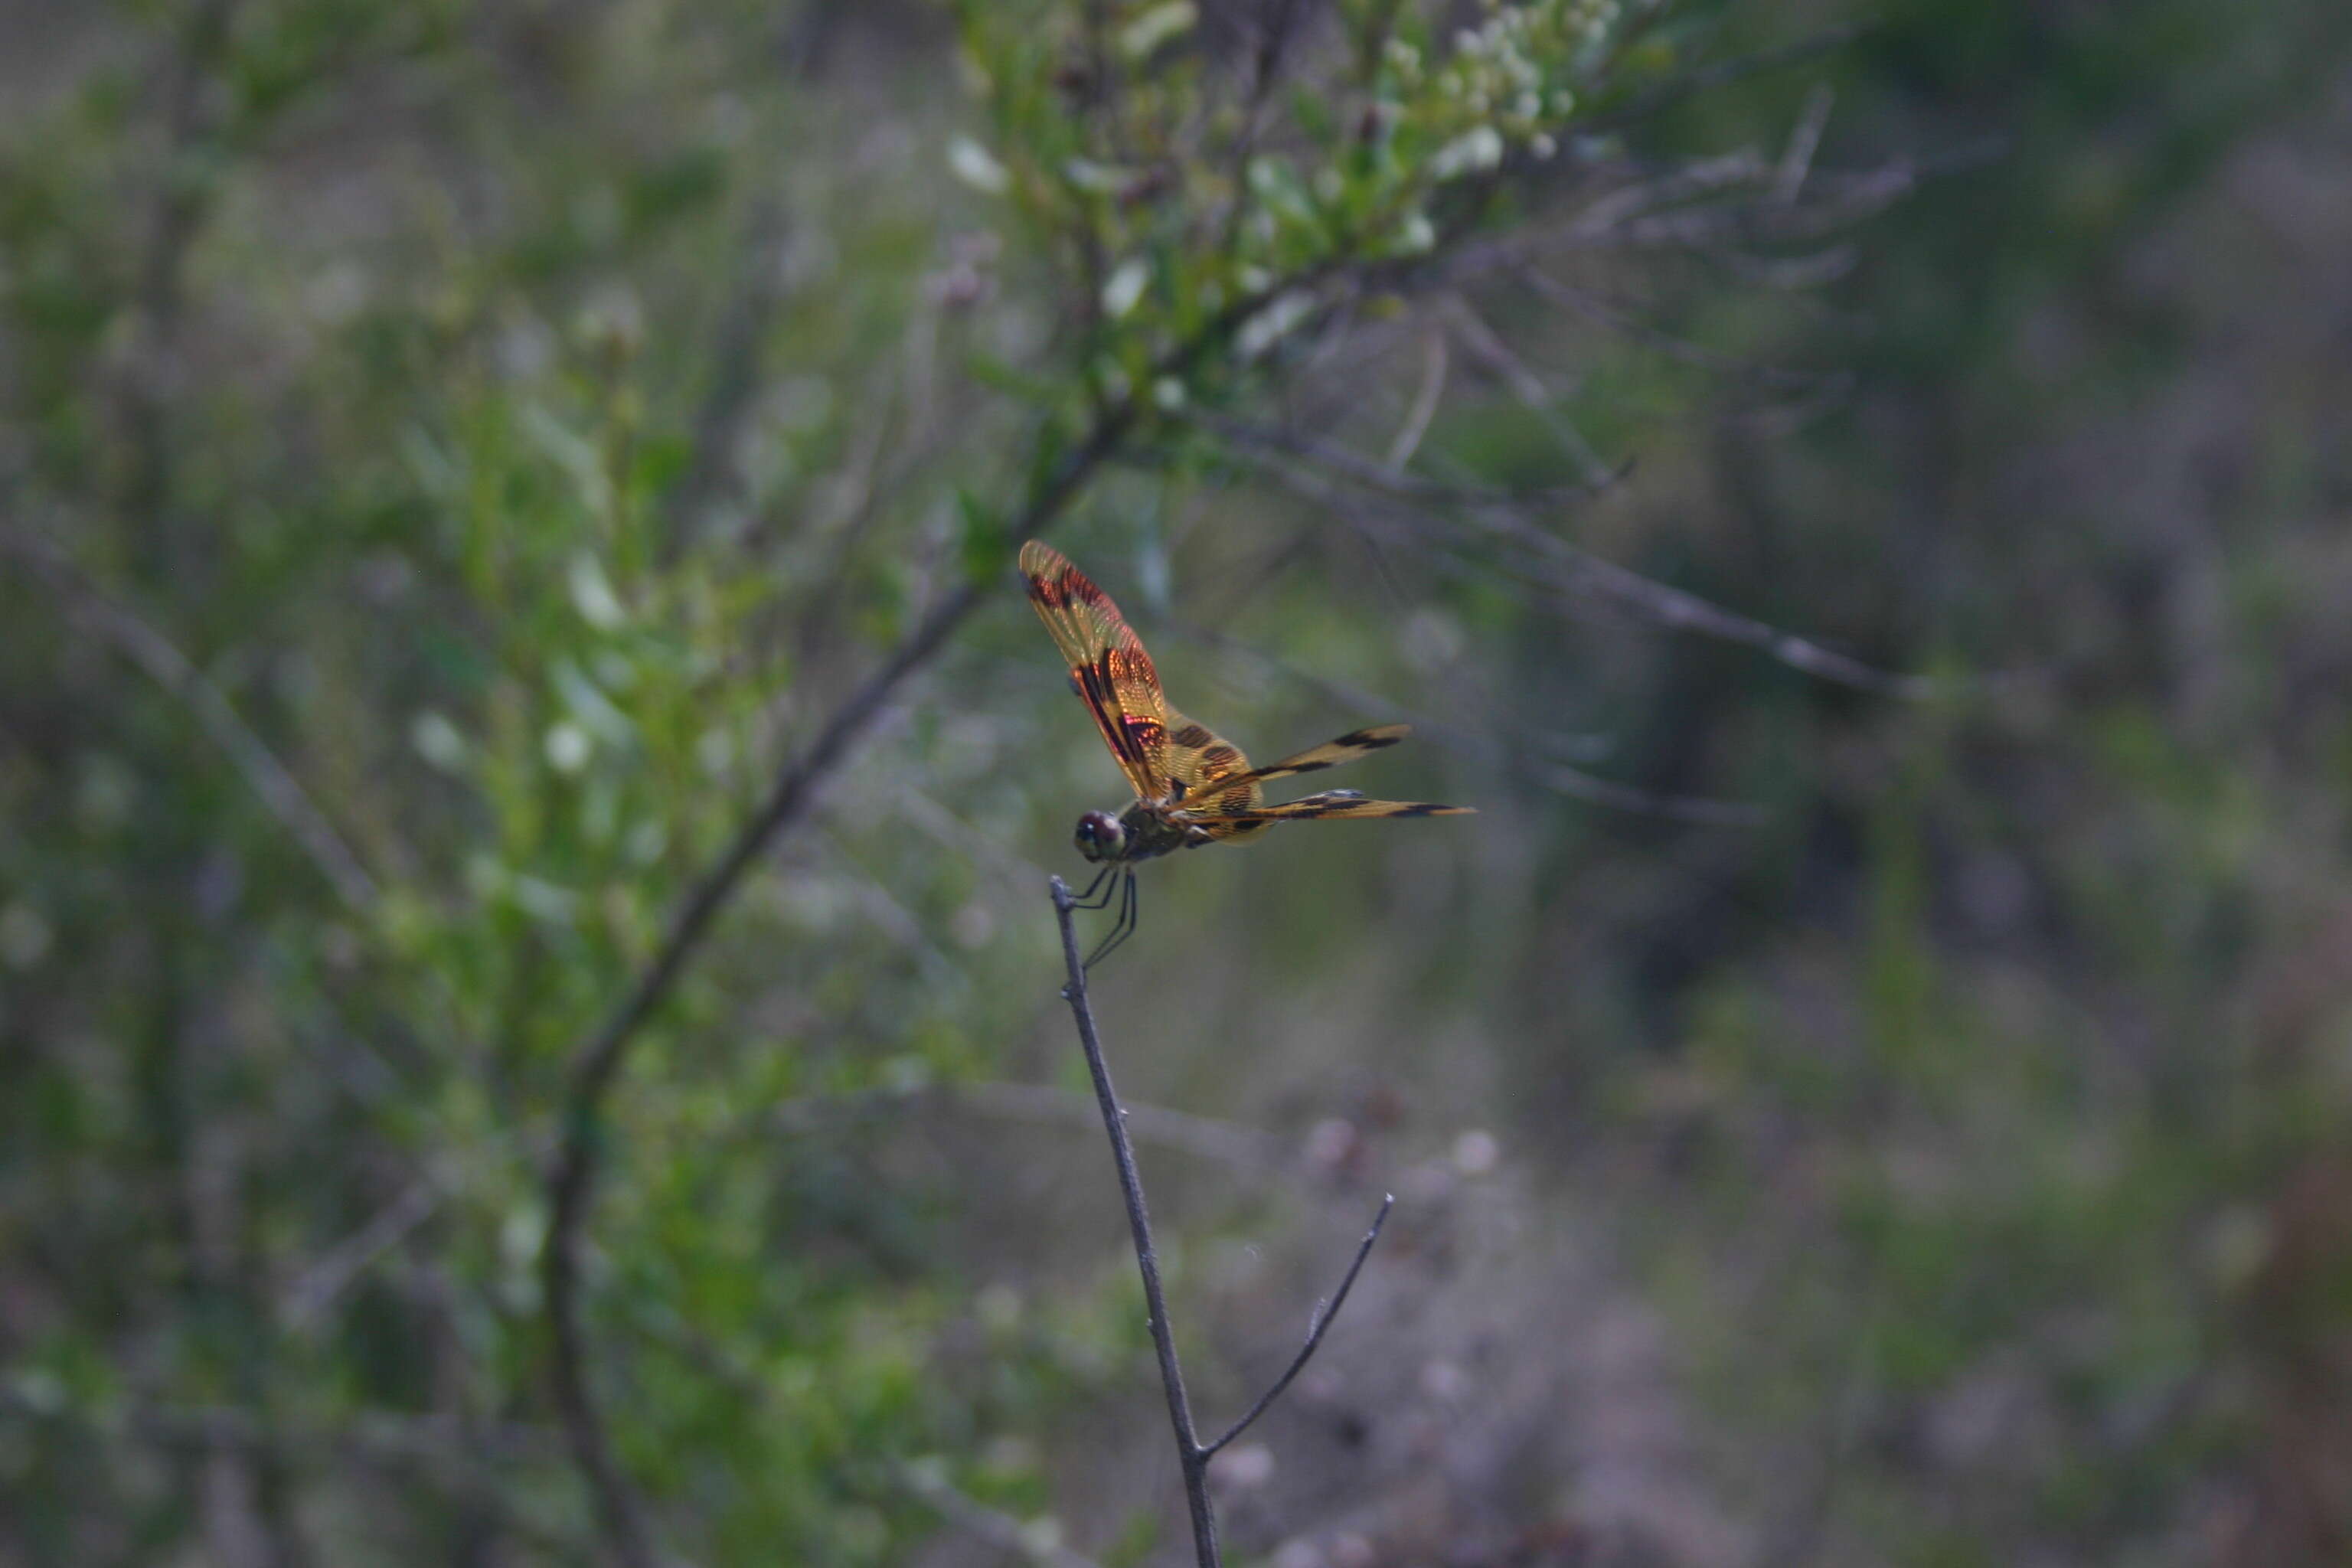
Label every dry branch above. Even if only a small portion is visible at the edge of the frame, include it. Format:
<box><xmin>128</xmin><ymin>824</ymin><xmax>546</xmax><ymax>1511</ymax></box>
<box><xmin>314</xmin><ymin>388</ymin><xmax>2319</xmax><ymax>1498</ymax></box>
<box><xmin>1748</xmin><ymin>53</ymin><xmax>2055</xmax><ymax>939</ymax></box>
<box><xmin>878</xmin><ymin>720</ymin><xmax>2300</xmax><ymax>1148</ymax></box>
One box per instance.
<box><xmin>1047</xmin><ymin>877</ymin><xmax>1393</xmax><ymax>1568</ymax></box>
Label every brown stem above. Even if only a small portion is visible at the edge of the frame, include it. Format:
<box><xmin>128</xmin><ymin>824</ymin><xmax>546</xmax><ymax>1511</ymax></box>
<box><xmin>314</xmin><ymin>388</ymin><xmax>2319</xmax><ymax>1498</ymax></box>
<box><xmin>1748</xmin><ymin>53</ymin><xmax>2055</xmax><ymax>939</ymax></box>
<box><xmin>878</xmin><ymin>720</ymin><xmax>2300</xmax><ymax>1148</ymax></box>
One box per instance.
<box><xmin>1047</xmin><ymin>878</ymin><xmax>1396</xmax><ymax>1565</ymax></box>
<box><xmin>1048</xmin><ymin>876</ymin><xmax>1220</xmax><ymax>1568</ymax></box>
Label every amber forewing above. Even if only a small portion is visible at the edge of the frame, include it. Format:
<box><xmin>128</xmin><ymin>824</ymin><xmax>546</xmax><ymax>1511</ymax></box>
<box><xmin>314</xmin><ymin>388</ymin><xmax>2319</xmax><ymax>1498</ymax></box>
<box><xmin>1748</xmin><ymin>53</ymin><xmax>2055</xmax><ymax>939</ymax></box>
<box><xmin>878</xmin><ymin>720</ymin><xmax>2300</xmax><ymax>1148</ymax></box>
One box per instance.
<box><xmin>1020</xmin><ymin>541</ymin><xmax>1169</xmax><ymax>802</ymax></box>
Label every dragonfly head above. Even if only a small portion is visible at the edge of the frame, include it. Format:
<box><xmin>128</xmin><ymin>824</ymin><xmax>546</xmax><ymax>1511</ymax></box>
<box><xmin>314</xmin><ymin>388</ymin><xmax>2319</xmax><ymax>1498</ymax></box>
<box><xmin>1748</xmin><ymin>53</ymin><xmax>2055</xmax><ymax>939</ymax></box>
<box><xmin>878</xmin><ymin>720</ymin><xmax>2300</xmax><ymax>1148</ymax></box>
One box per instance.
<box><xmin>1073</xmin><ymin>809</ymin><xmax>1127</xmax><ymax>863</ymax></box>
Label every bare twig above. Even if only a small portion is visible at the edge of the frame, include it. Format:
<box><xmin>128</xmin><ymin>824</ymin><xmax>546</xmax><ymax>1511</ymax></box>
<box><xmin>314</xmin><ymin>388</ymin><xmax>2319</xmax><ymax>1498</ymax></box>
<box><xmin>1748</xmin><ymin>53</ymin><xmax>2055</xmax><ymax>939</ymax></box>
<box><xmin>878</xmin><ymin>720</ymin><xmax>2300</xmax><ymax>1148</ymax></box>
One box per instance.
<box><xmin>1440</xmin><ymin>295</ymin><xmax>1616</xmax><ymax>488</ymax></box>
<box><xmin>893</xmin><ymin>1461</ymin><xmax>1109</xmax><ymax>1568</ymax></box>
<box><xmin>279</xmin><ymin>1129</ymin><xmax>553</xmax><ymax>1331</ymax></box>
<box><xmin>2</xmin><ymin>523</ymin><xmax>381</xmax><ymax>911</ymax></box>
<box><xmin>1050</xmin><ymin>874</ymin><xmax>1220</xmax><ymax>1567</ymax></box>
<box><xmin>1164</xmin><ymin>613</ymin><xmax>1766</xmax><ymax>827</ymax></box>
<box><xmin>1508</xmin><ymin>263</ymin><xmax>1838</xmax><ymax>391</ymax></box>
<box><xmin>1774</xmin><ymin>83</ymin><xmax>1837</xmax><ymax>206</ymax></box>
<box><xmin>1579</xmin><ymin>24</ymin><xmax>1870</xmax><ymax>138</ymax></box>
<box><xmin>1198</xmin><ymin>415</ymin><xmax>1618</xmax><ymax>510</ymax></box>
<box><xmin>771</xmin><ymin>1080</ymin><xmax>1292</xmax><ymax>1174</ymax></box>
<box><xmin>1382</xmin><ymin>329</ymin><xmax>1449</xmax><ymax>472</ymax></box>
<box><xmin>1047</xmin><ymin>877</ymin><xmax>1395</xmax><ymax>1567</ymax></box>
<box><xmin>1200</xmin><ymin>1194</ymin><xmax>1393</xmax><ymax>1459</ymax></box>
<box><xmin>1559</xmin><ymin>161</ymin><xmax>1920</xmax><ymax>254</ymax></box>
<box><xmin>1204</xmin><ymin>421</ymin><xmax>1955</xmax><ymax>701</ymax></box>
<box><xmin>279</xmin><ymin>1174</ymin><xmax>446</xmax><ymax>1331</ymax></box>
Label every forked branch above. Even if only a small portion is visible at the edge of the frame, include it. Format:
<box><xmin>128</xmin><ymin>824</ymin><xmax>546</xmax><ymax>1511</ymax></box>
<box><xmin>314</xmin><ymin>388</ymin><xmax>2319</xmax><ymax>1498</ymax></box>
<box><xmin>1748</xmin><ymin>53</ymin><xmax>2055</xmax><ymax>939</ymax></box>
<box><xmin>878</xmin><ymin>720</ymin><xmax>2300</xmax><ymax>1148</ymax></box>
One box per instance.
<box><xmin>1047</xmin><ymin>878</ymin><xmax>1393</xmax><ymax>1568</ymax></box>
<box><xmin>1200</xmin><ymin>1194</ymin><xmax>1393</xmax><ymax>1461</ymax></box>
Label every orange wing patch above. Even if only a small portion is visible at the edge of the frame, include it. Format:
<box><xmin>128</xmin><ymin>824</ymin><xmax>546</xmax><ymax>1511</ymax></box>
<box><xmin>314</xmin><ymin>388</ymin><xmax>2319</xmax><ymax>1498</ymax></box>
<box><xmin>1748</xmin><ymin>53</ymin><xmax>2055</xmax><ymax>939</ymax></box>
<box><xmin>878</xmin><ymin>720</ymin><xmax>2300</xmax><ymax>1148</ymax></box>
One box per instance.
<box><xmin>1021</xmin><ymin>541</ymin><xmax>1170</xmax><ymax>802</ymax></box>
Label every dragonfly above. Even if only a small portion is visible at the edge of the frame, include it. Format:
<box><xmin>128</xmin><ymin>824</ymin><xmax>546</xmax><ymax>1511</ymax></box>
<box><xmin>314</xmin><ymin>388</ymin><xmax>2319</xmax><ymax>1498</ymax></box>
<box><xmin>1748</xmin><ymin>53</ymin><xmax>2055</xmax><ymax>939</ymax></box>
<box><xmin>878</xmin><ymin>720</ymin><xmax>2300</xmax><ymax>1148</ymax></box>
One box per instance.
<box><xmin>1021</xmin><ymin>539</ymin><xmax>1473</xmax><ymax>970</ymax></box>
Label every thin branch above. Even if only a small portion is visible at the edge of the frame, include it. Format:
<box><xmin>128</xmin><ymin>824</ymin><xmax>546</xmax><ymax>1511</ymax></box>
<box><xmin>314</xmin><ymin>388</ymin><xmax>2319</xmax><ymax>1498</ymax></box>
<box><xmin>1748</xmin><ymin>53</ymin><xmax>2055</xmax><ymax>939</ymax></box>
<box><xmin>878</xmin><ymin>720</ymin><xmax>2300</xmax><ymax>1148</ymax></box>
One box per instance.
<box><xmin>1049</xmin><ymin>874</ymin><xmax>1220</xmax><ymax>1568</ymax></box>
<box><xmin>1197</xmin><ymin>415</ymin><xmax>1619</xmax><ymax>510</ymax></box>
<box><xmin>1558</xmin><ymin>162</ymin><xmax>1921</xmax><ymax>254</ymax></box>
<box><xmin>1439</xmin><ymin>295</ymin><xmax>1617</xmax><ymax>488</ymax></box>
<box><xmin>279</xmin><ymin>1173</ymin><xmax>447</xmax><ymax>1331</ymax></box>
<box><xmin>770</xmin><ymin>1079</ymin><xmax>1292</xmax><ymax>1175</ymax></box>
<box><xmin>1578</xmin><ymin>24</ymin><xmax>1870</xmax><ymax>138</ymax></box>
<box><xmin>1206</xmin><ymin>421</ymin><xmax>1957</xmax><ymax>701</ymax></box>
<box><xmin>893</xmin><ymin>1461</ymin><xmax>1109</xmax><ymax>1568</ymax></box>
<box><xmin>1508</xmin><ymin>262</ymin><xmax>1839</xmax><ymax>391</ymax></box>
<box><xmin>1774</xmin><ymin>83</ymin><xmax>1837</xmax><ymax>206</ymax></box>
<box><xmin>2</xmin><ymin>522</ymin><xmax>382</xmax><ymax>910</ymax></box>
<box><xmin>278</xmin><ymin>1129</ymin><xmax>552</xmax><ymax>1331</ymax></box>
<box><xmin>1164</xmin><ymin>613</ymin><xmax>1765</xmax><ymax>827</ymax></box>
<box><xmin>1047</xmin><ymin>877</ymin><xmax>1399</xmax><ymax>1565</ymax></box>
<box><xmin>1381</xmin><ymin>328</ymin><xmax>1449</xmax><ymax>472</ymax></box>
<box><xmin>1200</xmin><ymin>1194</ymin><xmax>1393</xmax><ymax>1459</ymax></box>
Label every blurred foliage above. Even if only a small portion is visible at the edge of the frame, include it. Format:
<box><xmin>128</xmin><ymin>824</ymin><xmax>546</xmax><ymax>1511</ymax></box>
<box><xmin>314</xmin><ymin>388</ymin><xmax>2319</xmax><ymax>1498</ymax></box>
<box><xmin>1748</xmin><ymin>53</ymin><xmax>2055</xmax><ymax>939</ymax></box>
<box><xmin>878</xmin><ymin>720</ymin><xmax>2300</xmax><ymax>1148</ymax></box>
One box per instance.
<box><xmin>4</xmin><ymin>0</ymin><xmax>2352</xmax><ymax>1565</ymax></box>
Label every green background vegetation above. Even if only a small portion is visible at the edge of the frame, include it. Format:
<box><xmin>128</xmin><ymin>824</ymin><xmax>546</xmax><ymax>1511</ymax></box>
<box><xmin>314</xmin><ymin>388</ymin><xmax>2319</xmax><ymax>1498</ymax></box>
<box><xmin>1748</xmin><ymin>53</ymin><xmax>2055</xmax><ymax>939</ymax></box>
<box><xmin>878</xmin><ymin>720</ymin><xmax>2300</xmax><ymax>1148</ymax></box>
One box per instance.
<box><xmin>5</xmin><ymin>1</ymin><xmax>2352</xmax><ymax>1563</ymax></box>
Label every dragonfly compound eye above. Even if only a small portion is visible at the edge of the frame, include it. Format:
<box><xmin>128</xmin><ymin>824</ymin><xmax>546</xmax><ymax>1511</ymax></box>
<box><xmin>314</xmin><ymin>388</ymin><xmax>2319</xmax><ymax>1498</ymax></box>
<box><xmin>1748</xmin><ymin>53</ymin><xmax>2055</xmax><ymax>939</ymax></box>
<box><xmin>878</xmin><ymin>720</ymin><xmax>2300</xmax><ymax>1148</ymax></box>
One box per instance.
<box><xmin>1074</xmin><ymin>810</ymin><xmax>1125</xmax><ymax>862</ymax></box>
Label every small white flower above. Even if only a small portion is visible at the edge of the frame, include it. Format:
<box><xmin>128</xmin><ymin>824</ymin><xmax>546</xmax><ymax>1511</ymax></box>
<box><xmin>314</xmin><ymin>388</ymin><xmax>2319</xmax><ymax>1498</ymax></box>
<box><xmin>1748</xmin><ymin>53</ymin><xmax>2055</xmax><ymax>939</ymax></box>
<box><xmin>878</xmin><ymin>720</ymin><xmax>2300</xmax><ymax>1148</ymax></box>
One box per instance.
<box><xmin>544</xmin><ymin>722</ymin><xmax>591</xmax><ymax>773</ymax></box>
<box><xmin>1236</xmin><ymin>290</ymin><xmax>1316</xmax><ymax>358</ymax></box>
<box><xmin>946</xmin><ymin>134</ymin><xmax>1009</xmax><ymax>195</ymax></box>
<box><xmin>411</xmin><ymin>710</ymin><xmax>468</xmax><ymax>773</ymax></box>
<box><xmin>1101</xmin><ymin>256</ymin><xmax>1149</xmax><ymax>319</ymax></box>
<box><xmin>1118</xmin><ymin>2</ymin><xmax>1196</xmax><ymax>60</ymax></box>
<box><xmin>567</xmin><ymin>553</ymin><xmax>626</xmax><ymax>629</ymax></box>
<box><xmin>1429</xmin><ymin>126</ymin><xmax>1505</xmax><ymax>180</ymax></box>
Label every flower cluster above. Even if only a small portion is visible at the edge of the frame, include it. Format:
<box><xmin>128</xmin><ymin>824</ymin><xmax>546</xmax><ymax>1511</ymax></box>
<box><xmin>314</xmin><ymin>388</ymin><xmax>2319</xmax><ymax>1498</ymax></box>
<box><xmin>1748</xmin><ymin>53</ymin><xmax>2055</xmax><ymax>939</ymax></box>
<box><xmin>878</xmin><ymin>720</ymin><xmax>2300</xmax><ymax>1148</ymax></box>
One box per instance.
<box><xmin>1385</xmin><ymin>0</ymin><xmax>1620</xmax><ymax>171</ymax></box>
<box><xmin>947</xmin><ymin>0</ymin><xmax>1632</xmax><ymax>390</ymax></box>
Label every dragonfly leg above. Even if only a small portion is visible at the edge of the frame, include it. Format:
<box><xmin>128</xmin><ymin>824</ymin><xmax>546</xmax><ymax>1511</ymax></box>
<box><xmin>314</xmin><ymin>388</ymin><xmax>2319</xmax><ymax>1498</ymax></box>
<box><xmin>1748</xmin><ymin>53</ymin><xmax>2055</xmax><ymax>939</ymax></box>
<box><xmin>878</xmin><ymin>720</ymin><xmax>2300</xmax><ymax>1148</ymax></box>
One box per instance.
<box><xmin>1069</xmin><ymin>863</ymin><xmax>1120</xmax><ymax>910</ymax></box>
<box><xmin>1083</xmin><ymin>871</ymin><xmax>1139</xmax><ymax>972</ymax></box>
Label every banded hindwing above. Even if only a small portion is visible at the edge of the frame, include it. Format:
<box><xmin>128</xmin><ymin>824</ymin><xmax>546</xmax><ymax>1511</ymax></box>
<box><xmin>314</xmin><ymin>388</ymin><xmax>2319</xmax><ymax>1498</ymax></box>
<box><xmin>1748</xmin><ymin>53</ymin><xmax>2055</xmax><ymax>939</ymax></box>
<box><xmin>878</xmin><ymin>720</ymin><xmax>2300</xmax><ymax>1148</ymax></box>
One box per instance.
<box><xmin>1166</xmin><ymin>708</ymin><xmax>1269</xmax><ymax>842</ymax></box>
<box><xmin>1173</xmin><ymin>723</ymin><xmax>1413</xmax><ymax>806</ymax></box>
<box><xmin>1200</xmin><ymin>790</ymin><xmax>1475</xmax><ymax>835</ymax></box>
